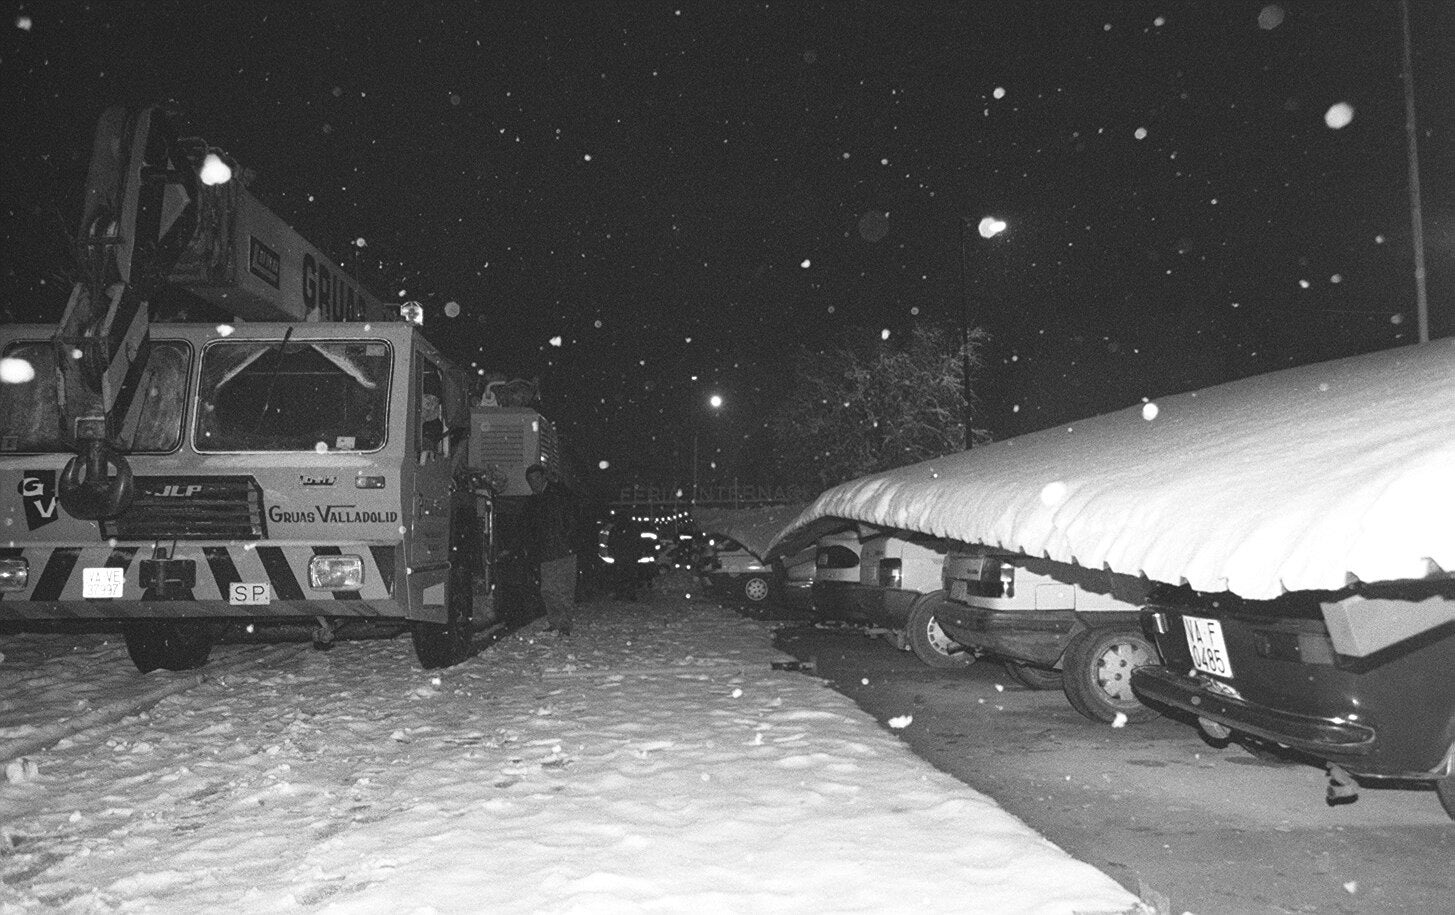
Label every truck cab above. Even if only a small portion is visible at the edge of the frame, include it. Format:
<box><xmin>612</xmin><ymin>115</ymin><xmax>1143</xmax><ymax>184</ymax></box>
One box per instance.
<box><xmin>0</xmin><ymin>320</ymin><xmax>482</xmax><ymax>670</ymax></box>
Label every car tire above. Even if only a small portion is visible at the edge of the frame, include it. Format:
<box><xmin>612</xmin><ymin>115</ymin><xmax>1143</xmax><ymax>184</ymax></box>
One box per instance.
<box><xmin>1061</xmin><ymin>626</ymin><xmax>1161</xmax><ymax>723</ymax></box>
<box><xmin>742</xmin><ymin>575</ymin><xmax>772</xmax><ymax>603</ymax></box>
<box><xmin>906</xmin><ymin>591</ymin><xmax>975</xmax><ymax>669</ymax></box>
<box><xmin>123</xmin><ymin>620</ymin><xmax>216</xmax><ymax>673</ymax></box>
<box><xmin>1003</xmin><ymin>660</ymin><xmax>1064</xmax><ymax>691</ymax></box>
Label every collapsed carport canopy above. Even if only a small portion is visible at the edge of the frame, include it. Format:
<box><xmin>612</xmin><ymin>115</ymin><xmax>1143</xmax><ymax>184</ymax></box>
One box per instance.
<box><xmin>769</xmin><ymin>339</ymin><xmax>1455</xmax><ymax>601</ymax></box>
<box><xmin>692</xmin><ymin>503</ymin><xmax>809</xmax><ymax>561</ymax></box>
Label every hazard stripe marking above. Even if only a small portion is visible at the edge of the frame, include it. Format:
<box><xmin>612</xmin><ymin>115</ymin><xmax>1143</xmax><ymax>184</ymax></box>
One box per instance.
<box><xmin>255</xmin><ymin>546</ymin><xmax>304</xmax><ymax>600</ymax></box>
<box><xmin>370</xmin><ymin>545</ymin><xmax>397</xmax><ymax>595</ymax></box>
<box><xmin>203</xmin><ymin>546</ymin><xmax>242</xmax><ymax>596</ymax></box>
<box><xmin>32</xmin><ymin>548</ymin><xmax>81</xmax><ymax>602</ymax></box>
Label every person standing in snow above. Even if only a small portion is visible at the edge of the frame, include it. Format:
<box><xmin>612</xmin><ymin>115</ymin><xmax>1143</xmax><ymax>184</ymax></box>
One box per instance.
<box><xmin>522</xmin><ymin>464</ymin><xmax>575</xmax><ymax>636</ymax></box>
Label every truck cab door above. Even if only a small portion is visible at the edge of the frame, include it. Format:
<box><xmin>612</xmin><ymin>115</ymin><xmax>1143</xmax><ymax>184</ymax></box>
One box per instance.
<box><xmin>409</xmin><ymin>354</ymin><xmax>453</xmax><ymax>577</ymax></box>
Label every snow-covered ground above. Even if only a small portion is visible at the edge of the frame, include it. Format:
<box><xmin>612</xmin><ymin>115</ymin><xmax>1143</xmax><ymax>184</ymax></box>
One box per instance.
<box><xmin>0</xmin><ymin>574</ymin><xmax>1141</xmax><ymax>914</ymax></box>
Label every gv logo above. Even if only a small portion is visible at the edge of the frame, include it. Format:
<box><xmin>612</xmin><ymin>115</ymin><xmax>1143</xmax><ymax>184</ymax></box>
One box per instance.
<box><xmin>19</xmin><ymin>470</ymin><xmax>58</xmax><ymax>530</ymax></box>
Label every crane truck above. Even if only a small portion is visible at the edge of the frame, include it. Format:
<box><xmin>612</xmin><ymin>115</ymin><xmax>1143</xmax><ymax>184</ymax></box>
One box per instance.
<box><xmin>0</xmin><ymin>106</ymin><xmax>558</xmax><ymax>670</ymax></box>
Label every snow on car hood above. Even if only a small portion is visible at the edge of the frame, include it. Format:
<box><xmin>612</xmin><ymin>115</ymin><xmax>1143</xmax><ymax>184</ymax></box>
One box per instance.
<box><xmin>769</xmin><ymin>339</ymin><xmax>1455</xmax><ymax>600</ymax></box>
<box><xmin>692</xmin><ymin>503</ymin><xmax>809</xmax><ymax>559</ymax></box>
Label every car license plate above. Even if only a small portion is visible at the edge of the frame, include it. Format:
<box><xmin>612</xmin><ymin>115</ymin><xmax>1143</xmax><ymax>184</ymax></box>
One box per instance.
<box><xmin>82</xmin><ymin>567</ymin><xmax>124</xmax><ymax>598</ymax></box>
<box><xmin>1182</xmin><ymin>615</ymin><xmax>1234</xmax><ymax>679</ymax></box>
<box><xmin>229</xmin><ymin>582</ymin><xmax>271</xmax><ymax>605</ymax></box>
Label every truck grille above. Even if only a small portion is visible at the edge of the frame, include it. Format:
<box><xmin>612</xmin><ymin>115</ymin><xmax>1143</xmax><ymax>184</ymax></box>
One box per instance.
<box><xmin>100</xmin><ymin>475</ymin><xmax>267</xmax><ymax>541</ymax></box>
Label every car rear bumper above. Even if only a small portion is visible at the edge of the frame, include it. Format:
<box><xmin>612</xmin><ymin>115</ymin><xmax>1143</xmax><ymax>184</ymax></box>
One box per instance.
<box><xmin>1131</xmin><ymin>666</ymin><xmax>1377</xmax><ymax>758</ymax></box>
<box><xmin>935</xmin><ymin>603</ymin><xmax>1076</xmax><ymax>667</ymax></box>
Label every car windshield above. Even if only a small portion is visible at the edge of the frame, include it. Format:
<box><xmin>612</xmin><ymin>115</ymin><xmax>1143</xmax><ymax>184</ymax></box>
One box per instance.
<box><xmin>0</xmin><ymin>340</ymin><xmax>190</xmax><ymax>454</ymax></box>
<box><xmin>195</xmin><ymin>339</ymin><xmax>391</xmax><ymax>452</ymax></box>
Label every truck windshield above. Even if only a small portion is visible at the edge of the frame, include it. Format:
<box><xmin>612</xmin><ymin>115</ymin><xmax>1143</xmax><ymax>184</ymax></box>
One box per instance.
<box><xmin>195</xmin><ymin>339</ymin><xmax>391</xmax><ymax>452</ymax></box>
<box><xmin>0</xmin><ymin>340</ymin><xmax>190</xmax><ymax>454</ymax></box>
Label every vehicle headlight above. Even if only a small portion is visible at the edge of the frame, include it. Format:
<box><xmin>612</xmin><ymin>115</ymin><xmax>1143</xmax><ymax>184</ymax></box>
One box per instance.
<box><xmin>309</xmin><ymin>555</ymin><xmax>364</xmax><ymax>590</ymax></box>
<box><xmin>0</xmin><ymin>557</ymin><xmax>28</xmax><ymax>591</ymax></box>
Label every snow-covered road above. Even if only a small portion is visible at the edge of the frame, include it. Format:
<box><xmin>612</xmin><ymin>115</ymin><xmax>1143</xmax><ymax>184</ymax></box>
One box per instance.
<box><xmin>1</xmin><ymin>576</ymin><xmax>1141</xmax><ymax>914</ymax></box>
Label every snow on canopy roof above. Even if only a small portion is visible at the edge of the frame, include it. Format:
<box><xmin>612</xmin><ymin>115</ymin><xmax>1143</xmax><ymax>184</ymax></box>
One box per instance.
<box><xmin>769</xmin><ymin>339</ymin><xmax>1455</xmax><ymax>600</ymax></box>
<box><xmin>692</xmin><ymin>503</ymin><xmax>809</xmax><ymax>560</ymax></box>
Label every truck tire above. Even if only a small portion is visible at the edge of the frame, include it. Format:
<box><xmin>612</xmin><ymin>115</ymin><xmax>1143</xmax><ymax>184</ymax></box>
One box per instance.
<box><xmin>906</xmin><ymin>591</ymin><xmax>975</xmax><ymax>669</ymax></box>
<box><xmin>1003</xmin><ymin>660</ymin><xmax>1064</xmax><ymax>691</ymax></box>
<box><xmin>742</xmin><ymin>575</ymin><xmax>772</xmax><ymax>603</ymax></box>
<box><xmin>123</xmin><ymin>620</ymin><xmax>216</xmax><ymax>673</ymax></box>
<box><xmin>1061</xmin><ymin>626</ymin><xmax>1161</xmax><ymax>723</ymax></box>
<box><xmin>412</xmin><ymin>513</ymin><xmax>475</xmax><ymax>669</ymax></box>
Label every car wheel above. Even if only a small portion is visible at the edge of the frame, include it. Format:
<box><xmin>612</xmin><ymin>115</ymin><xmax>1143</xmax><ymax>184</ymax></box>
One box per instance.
<box><xmin>124</xmin><ymin>620</ymin><xmax>217</xmax><ymax>673</ymax></box>
<box><xmin>742</xmin><ymin>575</ymin><xmax>772</xmax><ymax>603</ymax></box>
<box><xmin>1061</xmin><ymin>626</ymin><xmax>1161</xmax><ymax>723</ymax></box>
<box><xmin>1003</xmin><ymin>659</ymin><xmax>1063</xmax><ymax>690</ymax></box>
<box><xmin>906</xmin><ymin>591</ymin><xmax>975</xmax><ymax>669</ymax></box>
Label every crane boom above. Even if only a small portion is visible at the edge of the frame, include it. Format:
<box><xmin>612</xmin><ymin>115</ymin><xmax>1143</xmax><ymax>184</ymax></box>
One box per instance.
<box><xmin>51</xmin><ymin>106</ymin><xmax>397</xmax><ymax>518</ymax></box>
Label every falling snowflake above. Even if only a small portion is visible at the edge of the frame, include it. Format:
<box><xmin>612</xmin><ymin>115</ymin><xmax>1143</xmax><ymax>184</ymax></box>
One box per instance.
<box><xmin>549</xmin><ymin>336</ymin><xmax>563</xmax><ymax>347</ymax></box>
<box><xmin>1325</xmin><ymin>102</ymin><xmax>1354</xmax><ymax>129</ymax></box>
<box><xmin>598</xmin><ymin>460</ymin><xmax>610</xmax><ymax>470</ymax></box>
<box><xmin>880</xmin><ymin>329</ymin><xmax>891</xmax><ymax>341</ymax></box>
<box><xmin>887</xmin><ymin>714</ymin><xmax>913</xmax><ymax>729</ymax></box>
<box><xmin>15</xmin><ymin>15</ymin><xmax>32</xmax><ymax>31</ymax></box>
<box><xmin>992</xmin><ymin>86</ymin><xmax>1005</xmax><ymax>100</ymax></box>
<box><xmin>1134</xmin><ymin>127</ymin><xmax>1148</xmax><ymax>140</ymax></box>
<box><xmin>1258</xmin><ymin>5</ymin><xmax>1286</xmax><ymax>30</ymax></box>
<box><xmin>444</xmin><ymin>301</ymin><xmax>461</xmax><ymax>318</ymax></box>
<box><xmin>0</xmin><ymin>357</ymin><xmax>36</xmax><ymax>384</ymax></box>
<box><xmin>800</xmin><ymin>258</ymin><xmax>811</xmax><ymax>268</ymax></box>
<box><xmin>1141</xmin><ymin>401</ymin><xmax>1159</xmax><ymax>421</ymax></box>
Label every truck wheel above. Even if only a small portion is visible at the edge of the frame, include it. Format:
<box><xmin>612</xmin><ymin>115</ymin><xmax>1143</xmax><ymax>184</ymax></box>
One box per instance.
<box><xmin>412</xmin><ymin>516</ymin><xmax>475</xmax><ymax>669</ymax></box>
<box><xmin>124</xmin><ymin>620</ymin><xmax>216</xmax><ymax>673</ymax></box>
<box><xmin>742</xmin><ymin>575</ymin><xmax>772</xmax><ymax>603</ymax></box>
<box><xmin>1003</xmin><ymin>660</ymin><xmax>1063</xmax><ymax>691</ymax></box>
<box><xmin>1061</xmin><ymin>626</ymin><xmax>1161</xmax><ymax>723</ymax></box>
<box><xmin>906</xmin><ymin>591</ymin><xmax>975</xmax><ymax>669</ymax></box>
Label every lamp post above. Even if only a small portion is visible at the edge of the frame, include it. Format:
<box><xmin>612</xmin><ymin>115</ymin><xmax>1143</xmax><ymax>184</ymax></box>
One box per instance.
<box><xmin>691</xmin><ymin>394</ymin><xmax>724</xmax><ymax>505</ymax></box>
<box><xmin>960</xmin><ymin>215</ymin><xmax>1007</xmax><ymax>448</ymax></box>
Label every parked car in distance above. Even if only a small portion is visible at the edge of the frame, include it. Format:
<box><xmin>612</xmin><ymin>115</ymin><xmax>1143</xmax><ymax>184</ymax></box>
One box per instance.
<box><xmin>809</xmin><ymin>530</ymin><xmax>863</xmax><ymax>621</ymax></box>
<box><xmin>938</xmin><ymin>549</ymin><xmax>1158</xmax><ymax>723</ymax></box>
<box><xmin>700</xmin><ymin>536</ymin><xmax>775</xmax><ymax>604</ymax></box>
<box><xmin>814</xmin><ymin>531</ymin><xmax>970</xmax><ymax>669</ymax></box>
<box><xmin>1132</xmin><ymin>580</ymin><xmax>1455</xmax><ymax>818</ymax></box>
<box><xmin>774</xmin><ymin>544</ymin><xmax>817</xmax><ymax>617</ymax></box>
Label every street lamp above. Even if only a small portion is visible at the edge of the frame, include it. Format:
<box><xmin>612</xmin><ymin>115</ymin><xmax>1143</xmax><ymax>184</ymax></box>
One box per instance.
<box><xmin>692</xmin><ymin>393</ymin><xmax>724</xmax><ymax>504</ymax></box>
<box><xmin>959</xmin><ymin>215</ymin><xmax>1008</xmax><ymax>449</ymax></box>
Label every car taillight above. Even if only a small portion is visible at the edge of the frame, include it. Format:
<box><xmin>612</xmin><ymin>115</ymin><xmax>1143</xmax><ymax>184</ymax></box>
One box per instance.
<box><xmin>997</xmin><ymin>560</ymin><xmax>1015</xmax><ymax>599</ymax></box>
<box><xmin>877</xmin><ymin>558</ymin><xmax>903</xmax><ymax>588</ymax></box>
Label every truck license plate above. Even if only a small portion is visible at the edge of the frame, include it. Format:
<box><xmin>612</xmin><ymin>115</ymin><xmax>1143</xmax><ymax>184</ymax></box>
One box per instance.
<box><xmin>82</xmin><ymin>567</ymin><xmax>124</xmax><ymax>598</ymax></box>
<box><xmin>229</xmin><ymin>583</ymin><xmax>271</xmax><ymax>605</ymax></box>
<box><xmin>1182</xmin><ymin>615</ymin><xmax>1234</xmax><ymax>679</ymax></box>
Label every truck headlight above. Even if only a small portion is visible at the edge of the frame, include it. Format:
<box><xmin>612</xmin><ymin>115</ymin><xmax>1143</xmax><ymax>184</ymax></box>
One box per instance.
<box><xmin>0</xmin><ymin>557</ymin><xmax>28</xmax><ymax>591</ymax></box>
<box><xmin>309</xmin><ymin>555</ymin><xmax>364</xmax><ymax>590</ymax></box>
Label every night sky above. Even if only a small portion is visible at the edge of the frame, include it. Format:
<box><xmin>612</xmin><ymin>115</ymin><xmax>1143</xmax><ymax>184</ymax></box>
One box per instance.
<box><xmin>2</xmin><ymin>1</ymin><xmax>1451</xmax><ymax>498</ymax></box>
